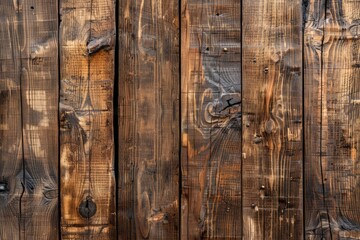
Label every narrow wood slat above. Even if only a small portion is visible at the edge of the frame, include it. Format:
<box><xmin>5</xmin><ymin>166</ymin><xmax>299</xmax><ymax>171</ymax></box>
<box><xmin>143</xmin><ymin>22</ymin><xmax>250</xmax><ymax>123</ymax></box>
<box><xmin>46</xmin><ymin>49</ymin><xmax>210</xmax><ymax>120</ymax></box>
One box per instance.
<box><xmin>181</xmin><ymin>0</ymin><xmax>241</xmax><ymax>239</ymax></box>
<box><xmin>305</xmin><ymin>1</ymin><xmax>360</xmax><ymax>239</ymax></box>
<box><xmin>242</xmin><ymin>0</ymin><xmax>303</xmax><ymax>239</ymax></box>
<box><xmin>118</xmin><ymin>0</ymin><xmax>180</xmax><ymax>239</ymax></box>
<box><xmin>59</xmin><ymin>0</ymin><xmax>116</xmax><ymax>238</ymax></box>
<box><xmin>20</xmin><ymin>0</ymin><xmax>59</xmax><ymax>238</ymax></box>
<box><xmin>0</xmin><ymin>1</ymin><xmax>24</xmax><ymax>239</ymax></box>
<box><xmin>0</xmin><ymin>0</ymin><xmax>59</xmax><ymax>239</ymax></box>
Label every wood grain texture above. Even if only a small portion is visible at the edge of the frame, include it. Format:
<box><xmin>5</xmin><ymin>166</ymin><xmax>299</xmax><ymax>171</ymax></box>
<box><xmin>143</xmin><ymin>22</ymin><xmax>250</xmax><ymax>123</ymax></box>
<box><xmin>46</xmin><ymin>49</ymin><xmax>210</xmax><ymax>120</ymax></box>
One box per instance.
<box><xmin>304</xmin><ymin>0</ymin><xmax>360</xmax><ymax>239</ymax></box>
<box><xmin>118</xmin><ymin>0</ymin><xmax>180</xmax><ymax>239</ymax></box>
<box><xmin>242</xmin><ymin>0</ymin><xmax>303</xmax><ymax>239</ymax></box>
<box><xmin>20</xmin><ymin>0</ymin><xmax>59</xmax><ymax>239</ymax></box>
<box><xmin>0</xmin><ymin>0</ymin><xmax>59</xmax><ymax>239</ymax></box>
<box><xmin>0</xmin><ymin>1</ymin><xmax>24</xmax><ymax>239</ymax></box>
<box><xmin>59</xmin><ymin>0</ymin><xmax>116</xmax><ymax>238</ymax></box>
<box><xmin>181</xmin><ymin>0</ymin><xmax>241</xmax><ymax>239</ymax></box>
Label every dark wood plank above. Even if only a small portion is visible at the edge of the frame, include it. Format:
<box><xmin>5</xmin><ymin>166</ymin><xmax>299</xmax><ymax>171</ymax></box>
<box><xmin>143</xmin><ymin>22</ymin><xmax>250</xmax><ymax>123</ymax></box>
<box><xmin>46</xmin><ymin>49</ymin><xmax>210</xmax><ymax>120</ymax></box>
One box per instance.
<box><xmin>20</xmin><ymin>0</ymin><xmax>59</xmax><ymax>238</ymax></box>
<box><xmin>59</xmin><ymin>0</ymin><xmax>116</xmax><ymax>238</ymax></box>
<box><xmin>304</xmin><ymin>1</ymin><xmax>329</xmax><ymax>238</ymax></box>
<box><xmin>0</xmin><ymin>1</ymin><xmax>23</xmax><ymax>239</ymax></box>
<box><xmin>242</xmin><ymin>0</ymin><xmax>303</xmax><ymax>239</ymax></box>
<box><xmin>181</xmin><ymin>0</ymin><xmax>241</xmax><ymax>238</ymax></box>
<box><xmin>305</xmin><ymin>1</ymin><xmax>360</xmax><ymax>239</ymax></box>
<box><xmin>0</xmin><ymin>0</ymin><xmax>59</xmax><ymax>239</ymax></box>
<box><xmin>118</xmin><ymin>0</ymin><xmax>180</xmax><ymax>239</ymax></box>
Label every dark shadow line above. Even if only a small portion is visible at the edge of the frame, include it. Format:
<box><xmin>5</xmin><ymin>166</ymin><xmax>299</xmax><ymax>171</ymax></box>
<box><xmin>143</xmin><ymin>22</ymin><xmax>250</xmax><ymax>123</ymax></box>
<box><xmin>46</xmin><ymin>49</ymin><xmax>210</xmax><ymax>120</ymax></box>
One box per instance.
<box><xmin>178</xmin><ymin>0</ymin><xmax>182</xmax><ymax>239</ymax></box>
<box><xmin>240</xmin><ymin>0</ymin><xmax>243</xmax><ymax>238</ymax></box>
<box><xmin>114</xmin><ymin>0</ymin><xmax>120</xmax><ymax>239</ymax></box>
<box><xmin>57</xmin><ymin>0</ymin><xmax>62</xmax><ymax>238</ymax></box>
<box><xmin>302</xmin><ymin>1</ymin><xmax>307</xmax><ymax>239</ymax></box>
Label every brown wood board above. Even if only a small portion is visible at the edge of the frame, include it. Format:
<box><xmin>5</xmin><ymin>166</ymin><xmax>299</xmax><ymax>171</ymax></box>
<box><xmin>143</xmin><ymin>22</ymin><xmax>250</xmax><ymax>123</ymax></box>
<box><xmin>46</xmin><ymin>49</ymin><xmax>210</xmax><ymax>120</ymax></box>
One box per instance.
<box><xmin>0</xmin><ymin>0</ymin><xmax>59</xmax><ymax>239</ymax></box>
<box><xmin>59</xmin><ymin>0</ymin><xmax>116</xmax><ymax>238</ymax></box>
<box><xmin>242</xmin><ymin>0</ymin><xmax>303</xmax><ymax>239</ymax></box>
<box><xmin>181</xmin><ymin>0</ymin><xmax>242</xmax><ymax>239</ymax></box>
<box><xmin>304</xmin><ymin>0</ymin><xmax>360</xmax><ymax>239</ymax></box>
<box><xmin>118</xmin><ymin>0</ymin><xmax>180</xmax><ymax>239</ymax></box>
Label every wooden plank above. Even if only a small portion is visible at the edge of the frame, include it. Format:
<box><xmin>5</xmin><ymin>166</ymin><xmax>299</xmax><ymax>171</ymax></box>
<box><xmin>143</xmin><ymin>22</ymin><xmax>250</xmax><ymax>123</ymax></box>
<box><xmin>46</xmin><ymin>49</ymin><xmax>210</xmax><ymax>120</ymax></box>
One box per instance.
<box><xmin>118</xmin><ymin>0</ymin><xmax>180</xmax><ymax>239</ymax></box>
<box><xmin>20</xmin><ymin>0</ymin><xmax>59</xmax><ymax>238</ymax></box>
<box><xmin>0</xmin><ymin>0</ymin><xmax>59</xmax><ymax>239</ymax></box>
<box><xmin>181</xmin><ymin>0</ymin><xmax>241</xmax><ymax>238</ymax></box>
<box><xmin>304</xmin><ymin>1</ymin><xmax>360</xmax><ymax>239</ymax></box>
<box><xmin>242</xmin><ymin>0</ymin><xmax>303</xmax><ymax>239</ymax></box>
<box><xmin>59</xmin><ymin>0</ymin><xmax>116</xmax><ymax>238</ymax></box>
<box><xmin>0</xmin><ymin>1</ymin><xmax>23</xmax><ymax>239</ymax></box>
<box><xmin>304</xmin><ymin>1</ymin><xmax>329</xmax><ymax>238</ymax></box>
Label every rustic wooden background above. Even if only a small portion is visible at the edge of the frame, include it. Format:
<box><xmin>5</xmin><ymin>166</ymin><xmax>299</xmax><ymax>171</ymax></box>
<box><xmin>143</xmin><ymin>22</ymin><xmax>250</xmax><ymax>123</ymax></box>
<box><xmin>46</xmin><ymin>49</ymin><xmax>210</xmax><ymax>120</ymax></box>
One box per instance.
<box><xmin>0</xmin><ymin>0</ymin><xmax>359</xmax><ymax>239</ymax></box>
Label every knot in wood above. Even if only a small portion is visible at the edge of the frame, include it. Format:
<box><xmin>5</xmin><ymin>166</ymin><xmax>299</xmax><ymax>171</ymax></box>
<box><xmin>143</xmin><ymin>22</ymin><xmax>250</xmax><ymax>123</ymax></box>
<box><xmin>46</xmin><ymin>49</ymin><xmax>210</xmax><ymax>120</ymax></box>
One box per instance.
<box><xmin>79</xmin><ymin>198</ymin><xmax>97</xmax><ymax>218</ymax></box>
<box><xmin>265</xmin><ymin>119</ymin><xmax>276</xmax><ymax>134</ymax></box>
<box><xmin>349</xmin><ymin>20</ymin><xmax>360</xmax><ymax>37</ymax></box>
<box><xmin>253</xmin><ymin>136</ymin><xmax>262</xmax><ymax>144</ymax></box>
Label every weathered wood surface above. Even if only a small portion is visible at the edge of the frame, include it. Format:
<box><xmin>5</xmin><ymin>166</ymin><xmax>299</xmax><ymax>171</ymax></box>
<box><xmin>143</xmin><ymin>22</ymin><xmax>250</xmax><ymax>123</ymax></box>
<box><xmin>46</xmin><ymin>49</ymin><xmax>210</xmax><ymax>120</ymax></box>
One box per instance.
<box><xmin>118</xmin><ymin>0</ymin><xmax>180</xmax><ymax>239</ymax></box>
<box><xmin>181</xmin><ymin>0</ymin><xmax>242</xmax><ymax>239</ymax></box>
<box><xmin>304</xmin><ymin>0</ymin><xmax>360</xmax><ymax>239</ymax></box>
<box><xmin>59</xmin><ymin>0</ymin><xmax>116</xmax><ymax>238</ymax></box>
<box><xmin>0</xmin><ymin>0</ymin><xmax>59</xmax><ymax>239</ymax></box>
<box><xmin>2</xmin><ymin>0</ymin><xmax>360</xmax><ymax>239</ymax></box>
<box><xmin>20</xmin><ymin>0</ymin><xmax>59</xmax><ymax>239</ymax></box>
<box><xmin>242</xmin><ymin>0</ymin><xmax>303</xmax><ymax>239</ymax></box>
<box><xmin>0</xmin><ymin>1</ymin><xmax>24</xmax><ymax>239</ymax></box>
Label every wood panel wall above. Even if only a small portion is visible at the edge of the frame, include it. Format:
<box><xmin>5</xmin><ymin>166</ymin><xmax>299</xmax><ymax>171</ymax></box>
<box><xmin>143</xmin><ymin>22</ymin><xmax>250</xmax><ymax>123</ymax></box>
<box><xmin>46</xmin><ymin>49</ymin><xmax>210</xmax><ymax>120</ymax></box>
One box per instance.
<box><xmin>0</xmin><ymin>0</ymin><xmax>359</xmax><ymax>239</ymax></box>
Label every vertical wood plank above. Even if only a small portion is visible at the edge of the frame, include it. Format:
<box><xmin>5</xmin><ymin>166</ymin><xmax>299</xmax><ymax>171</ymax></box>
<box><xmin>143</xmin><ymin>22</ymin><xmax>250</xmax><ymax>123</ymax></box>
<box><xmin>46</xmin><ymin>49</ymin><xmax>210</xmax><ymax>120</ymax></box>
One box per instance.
<box><xmin>304</xmin><ymin>1</ymin><xmax>329</xmax><ymax>238</ymax></box>
<box><xmin>242</xmin><ymin>0</ymin><xmax>303</xmax><ymax>239</ymax></box>
<box><xmin>0</xmin><ymin>1</ymin><xmax>23</xmax><ymax>239</ymax></box>
<box><xmin>118</xmin><ymin>0</ymin><xmax>180</xmax><ymax>239</ymax></box>
<box><xmin>0</xmin><ymin>0</ymin><xmax>59</xmax><ymax>239</ymax></box>
<box><xmin>59</xmin><ymin>0</ymin><xmax>116</xmax><ymax>238</ymax></box>
<box><xmin>181</xmin><ymin>0</ymin><xmax>241</xmax><ymax>239</ymax></box>
<box><xmin>20</xmin><ymin>0</ymin><xmax>59</xmax><ymax>238</ymax></box>
<box><xmin>305</xmin><ymin>1</ymin><xmax>360</xmax><ymax>239</ymax></box>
